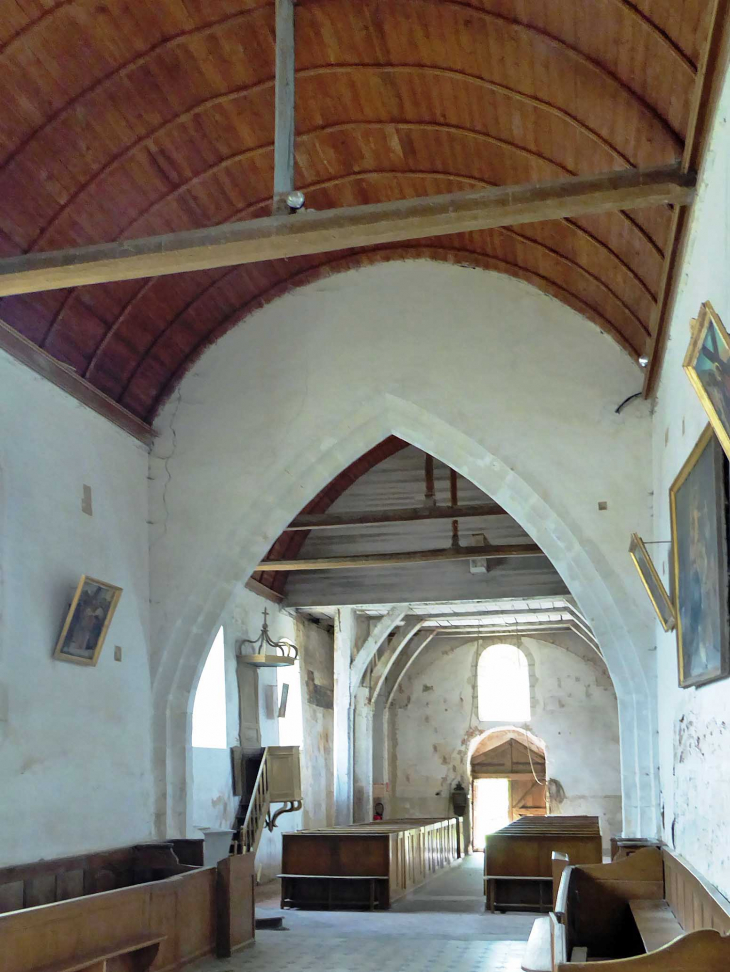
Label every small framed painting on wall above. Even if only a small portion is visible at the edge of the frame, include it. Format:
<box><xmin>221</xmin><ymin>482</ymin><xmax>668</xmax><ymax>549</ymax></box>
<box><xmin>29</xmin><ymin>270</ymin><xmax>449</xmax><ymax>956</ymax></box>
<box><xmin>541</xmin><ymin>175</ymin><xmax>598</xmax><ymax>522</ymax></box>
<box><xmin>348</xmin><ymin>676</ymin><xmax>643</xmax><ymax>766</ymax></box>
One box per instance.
<box><xmin>669</xmin><ymin>426</ymin><xmax>730</xmax><ymax>688</ymax></box>
<box><xmin>53</xmin><ymin>575</ymin><xmax>123</xmax><ymax>667</ymax></box>
<box><xmin>684</xmin><ymin>301</ymin><xmax>730</xmax><ymax>462</ymax></box>
<box><xmin>629</xmin><ymin>533</ymin><xmax>675</xmax><ymax>632</ymax></box>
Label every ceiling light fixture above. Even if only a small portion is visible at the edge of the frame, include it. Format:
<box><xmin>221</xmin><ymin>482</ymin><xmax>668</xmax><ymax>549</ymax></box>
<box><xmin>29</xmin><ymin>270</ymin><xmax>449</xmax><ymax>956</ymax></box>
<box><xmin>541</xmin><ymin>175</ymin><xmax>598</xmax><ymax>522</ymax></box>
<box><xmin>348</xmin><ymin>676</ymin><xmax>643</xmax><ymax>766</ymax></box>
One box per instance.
<box><xmin>286</xmin><ymin>190</ymin><xmax>306</xmax><ymax>211</ymax></box>
<box><xmin>238</xmin><ymin>608</ymin><xmax>298</xmax><ymax>668</ymax></box>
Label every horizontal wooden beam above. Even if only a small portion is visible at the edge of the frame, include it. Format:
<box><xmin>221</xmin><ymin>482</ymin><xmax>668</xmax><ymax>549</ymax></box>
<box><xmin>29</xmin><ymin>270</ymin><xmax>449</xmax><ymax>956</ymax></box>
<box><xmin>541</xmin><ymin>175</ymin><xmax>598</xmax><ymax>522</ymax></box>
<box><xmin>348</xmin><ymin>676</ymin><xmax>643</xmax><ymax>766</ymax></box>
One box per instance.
<box><xmin>0</xmin><ymin>164</ymin><xmax>694</xmax><ymax>297</ymax></box>
<box><xmin>244</xmin><ymin>577</ymin><xmax>284</xmax><ymax>604</ymax></box>
<box><xmin>287</xmin><ymin>502</ymin><xmax>507</xmax><ymax>531</ymax></box>
<box><xmin>0</xmin><ymin>317</ymin><xmax>154</xmax><ymax>446</ymax></box>
<box><xmin>256</xmin><ymin>543</ymin><xmax>544</xmax><ymax>571</ymax></box>
<box><xmin>472</xmin><ymin>772</ymin><xmax>543</xmax><ymax>780</ymax></box>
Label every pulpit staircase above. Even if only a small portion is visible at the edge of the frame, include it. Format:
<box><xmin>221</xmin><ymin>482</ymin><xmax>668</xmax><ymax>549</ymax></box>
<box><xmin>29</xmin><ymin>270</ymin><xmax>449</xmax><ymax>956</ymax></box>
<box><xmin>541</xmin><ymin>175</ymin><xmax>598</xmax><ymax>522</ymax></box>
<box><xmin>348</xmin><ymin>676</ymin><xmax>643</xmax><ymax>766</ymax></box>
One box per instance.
<box><xmin>231</xmin><ymin>746</ymin><xmax>302</xmax><ymax>856</ymax></box>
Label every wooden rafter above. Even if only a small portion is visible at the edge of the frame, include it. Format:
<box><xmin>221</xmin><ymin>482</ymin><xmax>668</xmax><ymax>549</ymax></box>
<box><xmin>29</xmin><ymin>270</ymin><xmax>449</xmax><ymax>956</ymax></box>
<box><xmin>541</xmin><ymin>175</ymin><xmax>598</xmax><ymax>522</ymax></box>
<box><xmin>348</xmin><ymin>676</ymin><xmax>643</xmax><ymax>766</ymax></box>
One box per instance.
<box><xmin>0</xmin><ymin>164</ymin><xmax>694</xmax><ymax>298</ymax></box>
<box><xmin>286</xmin><ymin>502</ymin><xmax>507</xmax><ymax>530</ymax></box>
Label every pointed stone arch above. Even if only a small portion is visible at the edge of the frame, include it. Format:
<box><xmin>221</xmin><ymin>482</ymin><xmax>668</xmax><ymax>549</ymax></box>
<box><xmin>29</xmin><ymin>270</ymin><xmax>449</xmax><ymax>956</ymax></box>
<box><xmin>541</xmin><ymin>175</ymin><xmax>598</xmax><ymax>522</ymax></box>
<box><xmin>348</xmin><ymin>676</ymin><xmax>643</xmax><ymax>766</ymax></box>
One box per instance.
<box><xmin>148</xmin><ymin>263</ymin><xmax>657</xmax><ymax>841</ymax></box>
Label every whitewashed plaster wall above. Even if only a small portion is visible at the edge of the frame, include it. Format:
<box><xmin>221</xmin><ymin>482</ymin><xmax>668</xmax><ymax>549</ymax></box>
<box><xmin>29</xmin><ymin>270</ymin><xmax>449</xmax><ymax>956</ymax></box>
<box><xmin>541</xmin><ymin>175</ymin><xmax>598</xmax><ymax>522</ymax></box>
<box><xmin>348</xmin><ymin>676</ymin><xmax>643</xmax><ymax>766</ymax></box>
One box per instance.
<box><xmin>0</xmin><ymin>351</ymin><xmax>154</xmax><ymax>865</ymax></box>
<box><xmin>651</xmin><ymin>69</ymin><xmax>730</xmax><ymax>897</ymax></box>
<box><xmin>149</xmin><ymin>260</ymin><xmax>658</xmax><ymax>838</ymax></box>
<box><xmin>189</xmin><ymin>584</ymin><xmax>334</xmax><ymax>880</ymax></box>
<box><xmin>389</xmin><ymin>634</ymin><xmax>621</xmax><ymax>852</ymax></box>
<box><xmin>388</xmin><ymin>633</ymin><xmax>621</xmax><ymax>850</ymax></box>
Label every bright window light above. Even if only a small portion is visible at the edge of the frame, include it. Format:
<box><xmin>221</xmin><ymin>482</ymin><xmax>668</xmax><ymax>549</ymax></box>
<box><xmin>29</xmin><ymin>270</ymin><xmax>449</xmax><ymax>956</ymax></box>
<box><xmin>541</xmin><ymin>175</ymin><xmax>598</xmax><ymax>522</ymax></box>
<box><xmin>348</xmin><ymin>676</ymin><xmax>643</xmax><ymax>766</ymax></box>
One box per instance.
<box><xmin>277</xmin><ymin>661</ymin><xmax>303</xmax><ymax>747</ymax></box>
<box><xmin>192</xmin><ymin>627</ymin><xmax>227</xmax><ymax>749</ymax></box>
<box><xmin>478</xmin><ymin>643</ymin><xmax>531</xmax><ymax>722</ymax></box>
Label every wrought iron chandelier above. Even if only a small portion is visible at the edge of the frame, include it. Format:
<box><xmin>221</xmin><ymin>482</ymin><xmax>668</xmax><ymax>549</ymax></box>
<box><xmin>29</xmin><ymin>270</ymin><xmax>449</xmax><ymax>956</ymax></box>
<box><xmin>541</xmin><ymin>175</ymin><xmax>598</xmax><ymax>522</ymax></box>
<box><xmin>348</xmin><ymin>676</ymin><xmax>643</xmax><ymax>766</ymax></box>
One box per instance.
<box><xmin>238</xmin><ymin>608</ymin><xmax>299</xmax><ymax>668</ymax></box>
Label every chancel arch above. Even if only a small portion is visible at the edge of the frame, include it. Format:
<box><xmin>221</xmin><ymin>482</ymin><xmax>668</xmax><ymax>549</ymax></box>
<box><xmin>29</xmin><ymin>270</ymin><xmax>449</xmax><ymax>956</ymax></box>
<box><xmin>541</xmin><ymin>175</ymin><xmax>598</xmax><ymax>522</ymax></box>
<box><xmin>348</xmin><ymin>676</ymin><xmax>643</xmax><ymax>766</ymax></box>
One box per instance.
<box><xmin>148</xmin><ymin>260</ymin><xmax>656</xmax><ymax>839</ymax></box>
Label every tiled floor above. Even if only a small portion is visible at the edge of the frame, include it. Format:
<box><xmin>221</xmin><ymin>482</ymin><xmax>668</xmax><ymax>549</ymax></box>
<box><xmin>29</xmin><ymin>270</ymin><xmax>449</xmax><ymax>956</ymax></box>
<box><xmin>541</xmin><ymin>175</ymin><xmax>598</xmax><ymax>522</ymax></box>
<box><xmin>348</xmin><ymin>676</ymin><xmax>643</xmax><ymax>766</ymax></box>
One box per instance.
<box><xmin>193</xmin><ymin>854</ymin><xmax>535</xmax><ymax>972</ymax></box>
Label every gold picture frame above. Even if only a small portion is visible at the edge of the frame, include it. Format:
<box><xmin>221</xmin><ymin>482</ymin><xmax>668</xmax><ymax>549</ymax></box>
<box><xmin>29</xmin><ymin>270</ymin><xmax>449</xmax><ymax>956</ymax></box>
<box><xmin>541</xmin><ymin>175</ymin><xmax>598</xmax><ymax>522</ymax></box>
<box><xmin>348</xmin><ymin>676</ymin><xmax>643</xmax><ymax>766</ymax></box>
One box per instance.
<box><xmin>629</xmin><ymin>534</ymin><xmax>675</xmax><ymax>632</ymax></box>
<box><xmin>669</xmin><ymin>426</ymin><xmax>730</xmax><ymax>688</ymax></box>
<box><xmin>53</xmin><ymin>575</ymin><xmax>123</xmax><ymax>667</ymax></box>
<box><xmin>684</xmin><ymin>301</ymin><xmax>730</xmax><ymax>462</ymax></box>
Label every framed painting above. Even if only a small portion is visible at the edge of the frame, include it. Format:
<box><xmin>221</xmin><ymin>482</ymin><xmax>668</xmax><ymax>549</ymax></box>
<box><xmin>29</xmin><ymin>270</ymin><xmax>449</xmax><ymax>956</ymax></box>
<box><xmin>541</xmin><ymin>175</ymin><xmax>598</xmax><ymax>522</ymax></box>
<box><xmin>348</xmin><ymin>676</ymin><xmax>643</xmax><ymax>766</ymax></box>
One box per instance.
<box><xmin>669</xmin><ymin>426</ymin><xmax>730</xmax><ymax>688</ymax></box>
<box><xmin>684</xmin><ymin>301</ymin><xmax>730</xmax><ymax>461</ymax></box>
<box><xmin>53</xmin><ymin>575</ymin><xmax>123</xmax><ymax>667</ymax></box>
<box><xmin>629</xmin><ymin>533</ymin><xmax>675</xmax><ymax>632</ymax></box>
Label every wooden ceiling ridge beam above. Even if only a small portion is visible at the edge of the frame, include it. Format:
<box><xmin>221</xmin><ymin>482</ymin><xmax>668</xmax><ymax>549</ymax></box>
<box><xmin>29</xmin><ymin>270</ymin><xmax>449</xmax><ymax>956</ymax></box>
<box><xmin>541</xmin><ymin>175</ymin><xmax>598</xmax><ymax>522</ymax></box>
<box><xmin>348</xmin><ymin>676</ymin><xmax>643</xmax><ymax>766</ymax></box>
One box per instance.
<box><xmin>0</xmin><ymin>164</ymin><xmax>695</xmax><ymax>298</ymax></box>
<box><xmin>256</xmin><ymin>542</ymin><xmax>546</xmax><ymax>572</ymax></box>
<box><xmin>286</xmin><ymin>501</ymin><xmax>508</xmax><ymax>531</ymax></box>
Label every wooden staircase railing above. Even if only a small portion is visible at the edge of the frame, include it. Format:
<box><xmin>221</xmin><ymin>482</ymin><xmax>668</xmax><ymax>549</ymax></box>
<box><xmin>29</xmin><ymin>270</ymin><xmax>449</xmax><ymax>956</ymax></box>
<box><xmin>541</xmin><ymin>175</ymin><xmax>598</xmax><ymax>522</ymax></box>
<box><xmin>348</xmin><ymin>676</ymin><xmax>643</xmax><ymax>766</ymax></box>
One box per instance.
<box><xmin>234</xmin><ymin>748</ymin><xmax>271</xmax><ymax>856</ymax></box>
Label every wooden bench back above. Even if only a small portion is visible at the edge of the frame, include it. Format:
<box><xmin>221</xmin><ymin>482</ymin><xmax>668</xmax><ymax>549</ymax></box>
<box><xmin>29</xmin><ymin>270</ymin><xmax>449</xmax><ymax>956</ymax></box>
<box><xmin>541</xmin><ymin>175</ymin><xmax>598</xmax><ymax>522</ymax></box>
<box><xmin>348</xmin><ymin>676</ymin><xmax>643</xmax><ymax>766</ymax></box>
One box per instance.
<box><xmin>556</xmin><ymin>848</ymin><xmax>664</xmax><ymax>960</ymax></box>
<box><xmin>0</xmin><ymin>842</ymin><xmax>200</xmax><ymax>915</ymax></box>
<box><xmin>662</xmin><ymin>849</ymin><xmax>730</xmax><ymax>934</ymax></box>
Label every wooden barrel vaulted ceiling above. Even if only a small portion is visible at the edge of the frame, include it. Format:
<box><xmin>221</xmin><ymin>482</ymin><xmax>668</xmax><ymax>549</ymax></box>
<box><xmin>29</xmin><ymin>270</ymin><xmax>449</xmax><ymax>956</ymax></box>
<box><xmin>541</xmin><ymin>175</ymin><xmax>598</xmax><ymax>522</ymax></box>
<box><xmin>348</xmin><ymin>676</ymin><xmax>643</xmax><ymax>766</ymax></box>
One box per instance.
<box><xmin>0</xmin><ymin>0</ymin><xmax>719</xmax><ymax>423</ymax></box>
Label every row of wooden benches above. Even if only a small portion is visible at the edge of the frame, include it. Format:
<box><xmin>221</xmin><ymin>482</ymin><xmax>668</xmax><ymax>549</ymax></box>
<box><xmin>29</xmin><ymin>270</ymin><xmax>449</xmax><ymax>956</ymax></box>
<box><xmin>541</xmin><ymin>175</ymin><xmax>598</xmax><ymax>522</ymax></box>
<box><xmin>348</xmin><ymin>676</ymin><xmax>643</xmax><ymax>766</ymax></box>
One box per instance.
<box><xmin>522</xmin><ymin>845</ymin><xmax>730</xmax><ymax>971</ymax></box>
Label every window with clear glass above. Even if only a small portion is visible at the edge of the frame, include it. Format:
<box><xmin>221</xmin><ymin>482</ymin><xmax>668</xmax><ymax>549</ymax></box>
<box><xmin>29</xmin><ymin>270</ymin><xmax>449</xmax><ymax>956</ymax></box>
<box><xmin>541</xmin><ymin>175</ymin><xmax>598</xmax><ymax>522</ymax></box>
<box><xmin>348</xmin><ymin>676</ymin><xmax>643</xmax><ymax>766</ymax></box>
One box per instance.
<box><xmin>192</xmin><ymin>627</ymin><xmax>227</xmax><ymax>748</ymax></box>
<box><xmin>477</xmin><ymin>643</ymin><xmax>531</xmax><ymax>722</ymax></box>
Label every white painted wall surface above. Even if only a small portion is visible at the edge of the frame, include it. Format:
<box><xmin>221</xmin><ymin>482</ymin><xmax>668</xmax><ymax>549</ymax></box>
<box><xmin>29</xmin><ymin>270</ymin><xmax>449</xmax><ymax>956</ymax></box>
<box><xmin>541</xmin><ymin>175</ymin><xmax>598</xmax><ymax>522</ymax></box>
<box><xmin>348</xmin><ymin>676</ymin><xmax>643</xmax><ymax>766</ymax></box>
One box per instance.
<box><xmin>149</xmin><ymin>261</ymin><xmax>658</xmax><ymax>837</ymax></box>
<box><xmin>192</xmin><ymin>748</ymin><xmax>235</xmax><ymax>830</ymax></box>
<box><xmin>390</xmin><ymin>634</ymin><xmax>622</xmax><ymax>852</ymax></box>
<box><xmin>651</xmin><ymin>70</ymin><xmax>730</xmax><ymax>897</ymax></box>
<box><xmin>0</xmin><ymin>351</ymin><xmax>154</xmax><ymax>865</ymax></box>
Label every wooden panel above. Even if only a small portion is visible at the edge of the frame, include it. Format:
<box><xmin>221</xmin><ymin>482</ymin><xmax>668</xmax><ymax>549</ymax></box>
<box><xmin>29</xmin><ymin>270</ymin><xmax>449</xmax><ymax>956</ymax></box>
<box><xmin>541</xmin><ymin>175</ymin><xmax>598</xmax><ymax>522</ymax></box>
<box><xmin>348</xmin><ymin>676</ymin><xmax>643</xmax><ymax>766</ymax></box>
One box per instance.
<box><xmin>216</xmin><ymin>853</ymin><xmax>255</xmax><ymax>957</ymax></box>
<box><xmin>663</xmin><ymin>849</ymin><xmax>730</xmax><ymax>934</ymax></box>
<box><xmin>0</xmin><ymin>865</ymin><xmax>221</xmax><ymax>972</ymax></box>
<box><xmin>0</xmin><ymin>881</ymin><xmax>24</xmax><ymax>915</ymax></box>
<box><xmin>281</xmin><ymin>818</ymin><xmax>459</xmax><ymax>908</ymax></box>
<box><xmin>25</xmin><ymin>874</ymin><xmax>60</xmax><ymax>908</ymax></box>
<box><xmin>55</xmin><ymin>870</ymin><xmax>85</xmax><ymax>903</ymax></box>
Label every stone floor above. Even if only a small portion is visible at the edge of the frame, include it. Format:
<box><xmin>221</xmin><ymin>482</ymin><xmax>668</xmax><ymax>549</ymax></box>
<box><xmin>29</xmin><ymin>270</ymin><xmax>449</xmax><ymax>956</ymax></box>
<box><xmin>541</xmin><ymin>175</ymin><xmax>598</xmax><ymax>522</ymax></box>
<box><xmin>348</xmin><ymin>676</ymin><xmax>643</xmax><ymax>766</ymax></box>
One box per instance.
<box><xmin>193</xmin><ymin>854</ymin><xmax>536</xmax><ymax>972</ymax></box>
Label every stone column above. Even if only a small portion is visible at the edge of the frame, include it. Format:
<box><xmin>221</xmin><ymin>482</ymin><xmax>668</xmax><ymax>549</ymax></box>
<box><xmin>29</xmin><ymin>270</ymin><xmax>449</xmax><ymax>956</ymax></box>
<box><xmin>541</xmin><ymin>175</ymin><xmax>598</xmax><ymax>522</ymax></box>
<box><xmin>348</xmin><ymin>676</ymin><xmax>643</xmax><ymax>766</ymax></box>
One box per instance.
<box><xmin>333</xmin><ymin>607</ymin><xmax>355</xmax><ymax>824</ymax></box>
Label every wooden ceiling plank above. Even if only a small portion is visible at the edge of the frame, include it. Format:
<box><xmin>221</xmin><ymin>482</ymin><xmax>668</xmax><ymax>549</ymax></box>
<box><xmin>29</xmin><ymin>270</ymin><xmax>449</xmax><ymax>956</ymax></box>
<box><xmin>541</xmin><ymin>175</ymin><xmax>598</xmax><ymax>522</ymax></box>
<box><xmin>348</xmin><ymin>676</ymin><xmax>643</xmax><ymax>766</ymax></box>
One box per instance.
<box><xmin>287</xmin><ymin>502</ymin><xmax>509</xmax><ymax>530</ymax></box>
<box><xmin>0</xmin><ymin>163</ymin><xmax>695</xmax><ymax>297</ymax></box>
<box><xmin>643</xmin><ymin>0</ymin><xmax>730</xmax><ymax>397</ymax></box>
<box><xmin>272</xmin><ymin>0</ymin><xmax>296</xmax><ymax>215</ymax></box>
<box><xmin>257</xmin><ymin>543</ymin><xmax>545</xmax><ymax>571</ymax></box>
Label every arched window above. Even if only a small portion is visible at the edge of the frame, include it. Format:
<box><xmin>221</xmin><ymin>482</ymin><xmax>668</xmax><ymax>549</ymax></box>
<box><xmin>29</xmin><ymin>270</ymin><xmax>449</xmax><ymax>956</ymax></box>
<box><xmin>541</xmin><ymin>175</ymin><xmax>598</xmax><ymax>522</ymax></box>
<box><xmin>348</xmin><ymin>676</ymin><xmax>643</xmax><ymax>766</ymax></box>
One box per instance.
<box><xmin>192</xmin><ymin>627</ymin><xmax>227</xmax><ymax>748</ymax></box>
<box><xmin>477</xmin><ymin>643</ymin><xmax>530</xmax><ymax>722</ymax></box>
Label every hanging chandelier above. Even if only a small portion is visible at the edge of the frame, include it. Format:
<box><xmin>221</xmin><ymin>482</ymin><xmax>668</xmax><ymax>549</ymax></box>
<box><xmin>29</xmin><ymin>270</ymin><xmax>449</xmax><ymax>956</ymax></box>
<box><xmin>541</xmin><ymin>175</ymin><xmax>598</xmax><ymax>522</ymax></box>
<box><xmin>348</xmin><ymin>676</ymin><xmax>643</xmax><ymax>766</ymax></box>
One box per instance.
<box><xmin>238</xmin><ymin>608</ymin><xmax>299</xmax><ymax>668</ymax></box>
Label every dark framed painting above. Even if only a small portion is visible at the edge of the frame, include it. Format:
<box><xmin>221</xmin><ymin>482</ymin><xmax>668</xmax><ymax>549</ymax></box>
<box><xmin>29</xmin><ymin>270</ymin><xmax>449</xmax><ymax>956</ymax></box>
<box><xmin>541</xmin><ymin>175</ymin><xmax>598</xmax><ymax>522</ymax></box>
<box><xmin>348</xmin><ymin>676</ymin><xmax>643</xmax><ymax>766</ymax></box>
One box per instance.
<box><xmin>669</xmin><ymin>426</ymin><xmax>730</xmax><ymax>688</ymax></box>
<box><xmin>684</xmin><ymin>301</ymin><xmax>730</xmax><ymax>462</ymax></box>
<box><xmin>53</xmin><ymin>575</ymin><xmax>123</xmax><ymax>667</ymax></box>
<box><xmin>629</xmin><ymin>533</ymin><xmax>675</xmax><ymax>632</ymax></box>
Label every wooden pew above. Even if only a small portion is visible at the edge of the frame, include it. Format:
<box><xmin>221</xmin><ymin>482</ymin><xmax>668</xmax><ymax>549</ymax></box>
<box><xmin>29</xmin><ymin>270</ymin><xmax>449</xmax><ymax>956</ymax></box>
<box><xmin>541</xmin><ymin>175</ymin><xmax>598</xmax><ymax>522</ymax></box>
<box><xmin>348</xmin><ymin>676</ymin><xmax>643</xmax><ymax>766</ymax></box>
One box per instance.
<box><xmin>485</xmin><ymin>816</ymin><xmax>602</xmax><ymax>914</ymax></box>
<box><xmin>541</xmin><ymin>846</ymin><xmax>730</xmax><ymax>970</ymax></box>
<box><xmin>280</xmin><ymin>817</ymin><xmax>461</xmax><ymax>910</ymax></box>
<box><xmin>0</xmin><ymin>843</ymin><xmax>255</xmax><ymax>971</ymax></box>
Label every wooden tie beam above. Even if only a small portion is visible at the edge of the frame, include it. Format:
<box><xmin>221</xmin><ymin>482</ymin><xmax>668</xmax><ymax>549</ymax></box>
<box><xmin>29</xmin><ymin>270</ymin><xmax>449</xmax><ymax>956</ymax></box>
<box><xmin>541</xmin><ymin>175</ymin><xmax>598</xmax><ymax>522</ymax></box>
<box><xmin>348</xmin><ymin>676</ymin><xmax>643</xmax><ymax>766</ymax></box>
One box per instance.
<box><xmin>256</xmin><ymin>542</ymin><xmax>544</xmax><ymax>571</ymax></box>
<box><xmin>286</xmin><ymin>502</ymin><xmax>507</xmax><ymax>530</ymax></box>
<box><xmin>0</xmin><ymin>164</ymin><xmax>694</xmax><ymax>297</ymax></box>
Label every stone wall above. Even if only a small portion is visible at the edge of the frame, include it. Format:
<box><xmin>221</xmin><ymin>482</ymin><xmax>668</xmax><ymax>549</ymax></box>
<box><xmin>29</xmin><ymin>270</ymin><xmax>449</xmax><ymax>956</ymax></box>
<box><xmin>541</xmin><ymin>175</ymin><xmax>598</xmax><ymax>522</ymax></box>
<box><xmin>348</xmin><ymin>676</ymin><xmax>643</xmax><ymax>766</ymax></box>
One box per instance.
<box><xmin>389</xmin><ymin>633</ymin><xmax>622</xmax><ymax>852</ymax></box>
